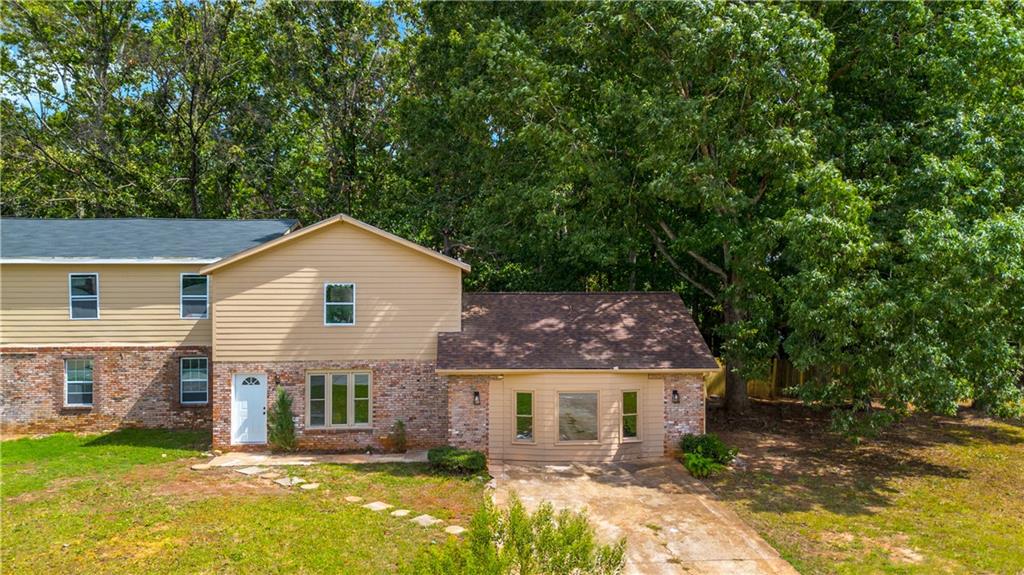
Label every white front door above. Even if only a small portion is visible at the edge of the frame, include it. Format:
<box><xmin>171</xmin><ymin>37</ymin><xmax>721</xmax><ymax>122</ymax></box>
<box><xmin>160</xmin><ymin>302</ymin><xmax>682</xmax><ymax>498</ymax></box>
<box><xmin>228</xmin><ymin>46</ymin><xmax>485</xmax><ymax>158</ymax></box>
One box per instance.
<box><xmin>231</xmin><ymin>373</ymin><xmax>267</xmax><ymax>445</ymax></box>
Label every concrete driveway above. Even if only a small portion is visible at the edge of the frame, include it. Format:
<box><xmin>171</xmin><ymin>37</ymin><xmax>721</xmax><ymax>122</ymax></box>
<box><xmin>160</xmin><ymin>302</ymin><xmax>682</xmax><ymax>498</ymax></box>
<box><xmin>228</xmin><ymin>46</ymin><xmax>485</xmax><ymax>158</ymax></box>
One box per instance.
<box><xmin>491</xmin><ymin>460</ymin><xmax>797</xmax><ymax>575</ymax></box>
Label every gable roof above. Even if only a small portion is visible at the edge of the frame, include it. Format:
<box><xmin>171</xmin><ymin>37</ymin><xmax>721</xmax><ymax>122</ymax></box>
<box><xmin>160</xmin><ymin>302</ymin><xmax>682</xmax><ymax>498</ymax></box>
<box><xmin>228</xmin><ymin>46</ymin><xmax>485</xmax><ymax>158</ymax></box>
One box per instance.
<box><xmin>0</xmin><ymin>218</ymin><xmax>297</xmax><ymax>263</ymax></box>
<box><xmin>200</xmin><ymin>213</ymin><xmax>470</xmax><ymax>274</ymax></box>
<box><xmin>437</xmin><ymin>292</ymin><xmax>718</xmax><ymax>372</ymax></box>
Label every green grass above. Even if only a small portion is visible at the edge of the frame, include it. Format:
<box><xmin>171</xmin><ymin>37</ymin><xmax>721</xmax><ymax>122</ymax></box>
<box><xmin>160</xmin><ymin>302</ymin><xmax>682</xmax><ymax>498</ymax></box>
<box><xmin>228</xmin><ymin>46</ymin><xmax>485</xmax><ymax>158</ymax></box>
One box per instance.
<box><xmin>1</xmin><ymin>429</ymin><xmax>485</xmax><ymax>574</ymax></box>
<box><xmin>706</xmin><ymin>408</ymin><xmax>1024</xmax><ymax>574</ymax></box>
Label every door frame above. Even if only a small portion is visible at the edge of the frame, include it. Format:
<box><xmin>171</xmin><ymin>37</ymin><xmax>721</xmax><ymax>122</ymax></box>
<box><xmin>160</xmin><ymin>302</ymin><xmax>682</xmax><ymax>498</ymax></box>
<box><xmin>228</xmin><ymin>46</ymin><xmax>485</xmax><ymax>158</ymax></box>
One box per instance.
<box><xmin>231</xmin><ymin>373</ymin><xmax>268</xmax><ymax>445</ymax></box>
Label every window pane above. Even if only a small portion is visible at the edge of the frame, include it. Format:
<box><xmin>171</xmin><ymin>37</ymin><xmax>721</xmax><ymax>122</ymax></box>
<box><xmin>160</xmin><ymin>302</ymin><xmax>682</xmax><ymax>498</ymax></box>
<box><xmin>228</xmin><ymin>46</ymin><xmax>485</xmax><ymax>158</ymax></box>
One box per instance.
<box><xmin>559</xmin><ymin>393</ymin><xmax>598</xmax><ymax>441</ymax></box>
<box><xmin>354</xmin><ymin>373</ymin><xmax>369</xmax><ymax>386</ymax></box>
<box><xmin>516</xmin><ymin>416</ymin><xmax>533</xmax><ymax>441</ymax></box>
<box><xmin>66</xmin><ymin>359</ymin><xmax>93</xmax><ymax>382</ymax></box>
<box><xmin>325</xmin><ymin>304</ymin><xmax>354</xmax><ymax>324</ymax></box>
<box><xmin>181</xmin><ymin>275</ymin><xmax>208</xmax><ymax>296</ymax></box>
<box><xmin>70</xmin><ymin>275</ymin><xmax>97</xmax><ymax>296</ymax></box>
<box><xmin>182</xmin><ymin>391</ymin><xmax>207</xmax><ymax>403</ymax></box>
<box><xmin>71</xmin><ymin>299</ymin><xmax>98</xmax><ymax>319</ymax></box>
<box><xmin>354</xmin><ymin>380</ymin><xmax>369</xmax><ymax>400</ymax></box>
<box><xmin>181</xmin><ymin>298</ymin><xmax>207</xmax><ymax>318</ymax></box>
<box><xmin>309</xmin><ymin>375</ymin><xmax>325</xmax><ymax>400</ymax></box>
<box><xmin>331</xmin><ymin>374</ymin><xmax>348</xmax><ymax>425</ymax></box>
<box><xmin>326</xmin><ymin>284</ymin><xmax>354</xmax><ymax>303</ymax></box>
<box><xmin>354</xmin><ymin>399</ymin><xmax>369</xmax><ymax>424</ymax></box>
<box><xmin>183</xmin><ymin>380</ymin><xmax>206</xmax><ymax>393</ymax></box>
<box><xmin>68</xmin><ymin>392</ymin><xmax>93</xmax><ymax>405</ymax></box>
<box><xmin>516</xmin><ymin>392</ymin><xmax>532</xmax><ymax>416</ymax></box>
<box><xmin>623</xmin><ymin>391</ymin><xmax>637</xmax><ymax>415</ymax></box>
<box><xmin>310</xmin><ymin>399</ymin><xmax>325</xmax><ymax>426</ymax></box>
<box><xmin>623</xmin><ymin>415</ymin><xmax>638</xmax><ymax>438</ymax></box>
<box><xmin>67</xmin><ymin>382</ymin><xmax>92</xmax><ymax>394</ymax></box>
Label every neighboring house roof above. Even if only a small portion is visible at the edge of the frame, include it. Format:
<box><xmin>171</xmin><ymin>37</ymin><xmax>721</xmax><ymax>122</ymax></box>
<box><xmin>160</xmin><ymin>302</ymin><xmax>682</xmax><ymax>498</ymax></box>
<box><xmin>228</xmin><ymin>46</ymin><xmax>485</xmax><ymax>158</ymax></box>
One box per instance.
<box><xmin>200</xmin><ymin>213</ymin><xmax>470</xmax><ymax>274</ymax></box>
<box><xmin>0</xmin><ymin>218</ymin><xmax>298</xmax><ymax>263</ymax></box>
<box><xmin>437</xmin><ymin>292</ymin><xmax>718</xmax><ymax>372</ymax></box>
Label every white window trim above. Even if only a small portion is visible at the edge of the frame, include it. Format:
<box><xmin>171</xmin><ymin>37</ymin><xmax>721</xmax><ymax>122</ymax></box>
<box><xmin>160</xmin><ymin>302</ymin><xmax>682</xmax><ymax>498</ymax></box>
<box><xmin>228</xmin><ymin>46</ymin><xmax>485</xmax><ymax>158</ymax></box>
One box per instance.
<box><xmin>306</xmin><ymin>370</ymin><xmax>372</xmax><ymax>429</ymax></box>
<box><xmin>68</xmin><ymin>272</ymin><xmax>100</xmax><ymax>320</ymax></box>
<box><xmin>556</xmin><ymin>390</ymin><xmax>602</xmax><ymax>445</ymax></box>
<box><xmin>180</xmin><ymin>273</ymin><xmax>210</xmax><ymax>320</ymax></box>
<box><xmin>323</xmin><ymin>282</ymin><xmax>356</xmax><ymax>326</ymax></box>
<box><xmin>179</xmin><ymin>356</ymin><xmax>209</xmax><ymax>405</ymax></box>
<box><xmin>513</xmin><ymin>390</ymin><xmax>535</xmax><ymax>444</ymax></box>
<box><xmin>64</xmin><ymin>358</ymin><xmax>94</xmax><ymax>407</ymax></box>
<box><xmin>621</xmin><ymin>389</ymin><xmax>641</xmax><ymax>442</ymax></box>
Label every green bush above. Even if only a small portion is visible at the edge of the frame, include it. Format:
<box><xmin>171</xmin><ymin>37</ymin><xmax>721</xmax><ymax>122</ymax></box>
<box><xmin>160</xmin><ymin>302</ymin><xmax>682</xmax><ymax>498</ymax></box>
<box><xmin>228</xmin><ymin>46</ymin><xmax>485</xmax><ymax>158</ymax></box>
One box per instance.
<box><xmin>404</xmin><ymin>494</ymin><xmax>626</xmax><ymax>575</ymax></box>
<box><xmin>267</xmin><ymin>387</ymin><xmax>297</xmax><ymax>452</ymax></box>
<box><xmin>386</xmin><ymin>419</ymin><xmax>408</xmax><ymax>453</ymax></box>
<box><xmin>427</xmin><ymin>446</ymin><xmax>487</xmax><ymax>475</ymax></box>
<box><xmin>678</xmin><ymin>433</ymin><xmax>737</xmax><ymax>465</ymax></box>
<box><xmin>681</xmin><ymin>452</ymin><xmax>725</xmax><ymax>479</ymax></box>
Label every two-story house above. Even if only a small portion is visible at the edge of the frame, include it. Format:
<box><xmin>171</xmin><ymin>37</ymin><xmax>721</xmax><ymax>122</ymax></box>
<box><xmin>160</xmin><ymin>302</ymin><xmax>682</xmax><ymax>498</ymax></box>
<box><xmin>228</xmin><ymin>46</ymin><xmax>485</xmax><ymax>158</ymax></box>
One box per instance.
<box><xmin>0</xmin><ymin>214</ymin><xmax>717</xmax><ymax>461</ymax></box>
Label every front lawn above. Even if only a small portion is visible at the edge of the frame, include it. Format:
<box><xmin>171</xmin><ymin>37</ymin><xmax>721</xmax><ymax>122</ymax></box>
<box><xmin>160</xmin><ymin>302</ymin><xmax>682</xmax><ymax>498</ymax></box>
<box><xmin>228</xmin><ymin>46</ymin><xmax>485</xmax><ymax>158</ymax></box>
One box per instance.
<box><xmin>706</xmin><ymin>401</ymin><xmax>1024</xmax><ymax>574</ymax></box>
<box><xmin>1</xmin><ymin>430</ymin><xmax>485</xmax><ymax>574</ymax></box>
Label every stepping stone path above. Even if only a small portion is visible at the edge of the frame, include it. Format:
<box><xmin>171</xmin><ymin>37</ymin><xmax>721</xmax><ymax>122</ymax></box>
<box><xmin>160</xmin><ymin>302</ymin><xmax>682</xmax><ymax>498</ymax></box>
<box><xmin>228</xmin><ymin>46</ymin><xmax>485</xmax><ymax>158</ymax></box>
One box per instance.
<box><xmin>300</xmin><ymin>483</ymin><xmax>320</xmax><ymax>490</ymax></box>
<box><xmin>410</xmin><ymin>514</ymin><xmax>443</xmax><ymax>527</ymax></box>
<box><xmin>274</xmin><ymin>477</ymin><xmax>306</xmax><ymax>487</ymax></box>
<box><xmin>363</xmin><ymin>501</ymin><xmax>393</xmax><ymax>511</ymax></box>
<box><xmin>259</xmin><ymin>472</ymin><xmax>282</xmax><ymax>480</ymax></box>
<box><xmin>390</xmin><ymin>509</ymin><xmax>411</xmax><ymax>517</ymax></box>
<box><xmin>444</xmin><ymin>525</ymin><xmax>467</xmax><ymax>536</ymax></box>
<box><xmin>344</xmin><ymin>495</ymin><xmax>364</xmax><ymax>503</ymax></box>
<box><xmin>236</xmin><ymin>466</ymin><xmax>269</xmax><ymax>476</ymax></box>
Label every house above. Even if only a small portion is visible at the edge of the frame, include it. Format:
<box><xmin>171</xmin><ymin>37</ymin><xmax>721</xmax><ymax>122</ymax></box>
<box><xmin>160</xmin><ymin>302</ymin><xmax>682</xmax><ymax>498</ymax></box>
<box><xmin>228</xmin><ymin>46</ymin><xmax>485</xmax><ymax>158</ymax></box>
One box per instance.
<box><xmin>0</xmin><ymin>214</ymin><xmax>718</xmax><ymax>461</ymax></box>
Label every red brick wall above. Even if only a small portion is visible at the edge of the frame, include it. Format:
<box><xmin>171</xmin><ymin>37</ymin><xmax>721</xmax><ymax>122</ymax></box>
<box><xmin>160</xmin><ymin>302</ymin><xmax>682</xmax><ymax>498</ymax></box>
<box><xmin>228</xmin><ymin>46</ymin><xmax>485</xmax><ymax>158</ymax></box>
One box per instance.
<box><xmin>211</xmin><ymin>359</ymin><xmax>448</xmax><ymax>451</ymax></box>
<box><xmin>661</xmin><ymin>374</ymin><xmax>706</xmax><ymax>455</ymax></box>
<box><xmin>0</xmin><ymin>346</ymin><xmax>212</xmax><ymax>433</ymax></box>
<box><xmin>447</xmin><ymin>375</ymin><xmax>489</xmax><ymax>452</ymax></box>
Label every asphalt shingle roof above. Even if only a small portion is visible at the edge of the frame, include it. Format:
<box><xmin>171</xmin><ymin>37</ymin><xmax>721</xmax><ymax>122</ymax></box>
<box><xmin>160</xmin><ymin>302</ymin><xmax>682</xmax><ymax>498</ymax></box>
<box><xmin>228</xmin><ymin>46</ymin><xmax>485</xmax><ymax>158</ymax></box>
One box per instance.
<box><xmin>438</xmin><ymin>292</ymin><xmax>718</xmax><ymax>371</ymax></box>
<box><xmin>0</xmin><ymin>218</ymin><xmax>297</xmax><ymax>261</ymax></box>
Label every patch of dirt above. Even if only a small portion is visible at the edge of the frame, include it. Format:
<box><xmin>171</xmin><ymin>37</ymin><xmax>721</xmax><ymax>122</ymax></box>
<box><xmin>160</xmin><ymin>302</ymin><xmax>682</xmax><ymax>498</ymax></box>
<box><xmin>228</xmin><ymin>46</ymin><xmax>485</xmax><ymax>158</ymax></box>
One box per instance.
<box><xmin>124</xmin><ymin>462</ymin><xmax>284</xmax><ymax>501</ymax></box>
<box><xmin>6</xmin><ymin>477</ymin><xmax>84</xmax><ymax>504</ymax></box>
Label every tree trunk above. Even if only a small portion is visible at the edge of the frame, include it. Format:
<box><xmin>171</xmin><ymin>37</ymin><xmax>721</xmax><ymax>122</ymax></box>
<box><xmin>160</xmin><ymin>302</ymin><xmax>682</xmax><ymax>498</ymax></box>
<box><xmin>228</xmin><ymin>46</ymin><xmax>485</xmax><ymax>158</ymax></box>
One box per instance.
<box><xmin>723</xmin><ymin>299</ymin><xmax>751</xmax><ymax>414</ymax></box>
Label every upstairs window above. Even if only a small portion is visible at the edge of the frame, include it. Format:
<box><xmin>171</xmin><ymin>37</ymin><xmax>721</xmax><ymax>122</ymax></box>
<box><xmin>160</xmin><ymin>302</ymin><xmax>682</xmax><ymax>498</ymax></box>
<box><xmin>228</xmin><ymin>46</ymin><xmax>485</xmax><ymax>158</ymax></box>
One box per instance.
<box><xmin>324</xmin><ymin>283</ymin><xmax>355</xmax><ymax>325</ymax></box>
<box><xmin>180</xmin><ymin>274</ymin><xmax>209</xmax><ymax>319</ymax></box>
<box><xmin>69</xmin><ymin>273</ymin><xmax>99</xmax><ymax>319</ymax></box>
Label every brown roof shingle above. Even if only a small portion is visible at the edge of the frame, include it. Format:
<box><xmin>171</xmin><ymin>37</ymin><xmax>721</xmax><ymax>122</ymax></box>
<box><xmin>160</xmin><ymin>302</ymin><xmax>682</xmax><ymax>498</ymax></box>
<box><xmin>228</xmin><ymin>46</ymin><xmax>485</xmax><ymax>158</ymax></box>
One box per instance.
<box><xmin>437</xmin><ymin>292</ymin><xmax>718</xmax><ymax>371</ymax></box>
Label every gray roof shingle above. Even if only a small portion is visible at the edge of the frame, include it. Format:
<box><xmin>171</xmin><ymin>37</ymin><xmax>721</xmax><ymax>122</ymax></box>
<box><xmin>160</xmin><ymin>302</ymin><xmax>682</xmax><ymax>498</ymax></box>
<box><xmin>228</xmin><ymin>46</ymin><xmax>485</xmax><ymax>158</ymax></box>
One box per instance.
<box><xmin>438</xmin><ymin>292</ymin><xmax>718</xmax><ymax>371</ymax></box>
<box><xmin>0</xmin><ymin>218</ymin><xmax>297</xmax><ymax>261</ymax></box>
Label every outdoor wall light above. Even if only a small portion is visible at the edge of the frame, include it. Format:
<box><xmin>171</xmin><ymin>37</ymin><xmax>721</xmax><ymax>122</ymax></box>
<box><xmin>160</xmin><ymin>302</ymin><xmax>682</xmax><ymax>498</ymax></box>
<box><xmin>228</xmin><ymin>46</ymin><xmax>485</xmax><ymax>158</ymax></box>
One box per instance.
<box><xmin>473</xmin><ymin>391</ymin><xmax>481</xmax><ymax>405</ymax></box>
<box><xmin>671</xmin><ymin>389</ymin><xmax>680</xmax><ymax>404</ymax></box>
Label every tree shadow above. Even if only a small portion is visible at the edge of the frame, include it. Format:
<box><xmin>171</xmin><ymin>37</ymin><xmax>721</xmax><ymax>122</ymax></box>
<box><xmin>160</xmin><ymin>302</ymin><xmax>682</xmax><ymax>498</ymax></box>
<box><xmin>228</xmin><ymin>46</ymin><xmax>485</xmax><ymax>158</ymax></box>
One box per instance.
<box><xmin>703</xmin><ymin>399</ymin><xmax>1023</xmax><ymax>517</ymax></box>
<box><xmin>82</xmin><ymin>428</ymin><xmax>212</xmax><ymax>451</ymax></box>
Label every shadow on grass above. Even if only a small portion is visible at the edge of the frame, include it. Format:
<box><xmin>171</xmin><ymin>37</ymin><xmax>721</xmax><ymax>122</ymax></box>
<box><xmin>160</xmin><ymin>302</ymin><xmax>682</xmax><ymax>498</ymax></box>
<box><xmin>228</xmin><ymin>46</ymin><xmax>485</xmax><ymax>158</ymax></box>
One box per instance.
<box><xmin>702</xmin><ymin>399</ymin><xmax>1024</xmax><ymax>517</ymax></box>
<box><xmin>83</xmin><ymin>428</ymin><xmax>212</xmax><ymax>451</ymax></box>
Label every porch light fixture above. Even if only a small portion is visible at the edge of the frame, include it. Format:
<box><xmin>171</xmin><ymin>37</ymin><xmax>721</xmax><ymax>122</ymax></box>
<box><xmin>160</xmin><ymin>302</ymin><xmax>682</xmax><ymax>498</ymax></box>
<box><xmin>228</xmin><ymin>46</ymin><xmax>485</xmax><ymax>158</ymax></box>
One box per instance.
<box><xmin>671</xmin><ymin>389</ymin><xmax>680</xmax><ymax>404</ymax></box>
<box><xmin>473</xmin><ymin>391</ymin><xmax>481</xmax><ymax>405</ymax></box>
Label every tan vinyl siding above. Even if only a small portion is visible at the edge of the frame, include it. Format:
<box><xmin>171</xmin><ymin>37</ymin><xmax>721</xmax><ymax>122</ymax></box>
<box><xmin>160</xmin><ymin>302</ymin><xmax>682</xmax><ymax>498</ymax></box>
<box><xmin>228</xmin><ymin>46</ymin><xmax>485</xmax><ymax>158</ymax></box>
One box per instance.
<box><xmin>489</xmin><ymin>373</ymin><xmax>665</xmax><ymax>462</ymax></box>
<box><xmin>210</xmin><ymin>221</ymin><xmax>462</xmax><ymax>362</ymax></box>
<box><xmin>0</xmin><ymin>264</ymin><xmax>211</xmax><ymax>346</ymax></box>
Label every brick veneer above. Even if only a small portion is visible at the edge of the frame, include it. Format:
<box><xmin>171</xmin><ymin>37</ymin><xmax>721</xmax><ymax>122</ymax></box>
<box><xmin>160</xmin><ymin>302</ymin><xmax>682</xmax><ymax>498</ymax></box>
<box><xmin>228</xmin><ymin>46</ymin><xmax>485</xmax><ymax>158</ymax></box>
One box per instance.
<box><xmin>211</xmin><ymin>359</ymin><xmax>448</xmax><ymax>451</ymax></box>
<box><xmin>447</xmin><ymin>375</ymin><xmax>490</xmax><ymax>452</ymax></box>
<box><xmin>0</xmin><ymin>346</ymin><xmax>212</xmax><ymax>433</ymax></box>
<box><xmin>660</xmin><ymin>374</ymin><xmax>706</xmax><ymax>455</ymax></box>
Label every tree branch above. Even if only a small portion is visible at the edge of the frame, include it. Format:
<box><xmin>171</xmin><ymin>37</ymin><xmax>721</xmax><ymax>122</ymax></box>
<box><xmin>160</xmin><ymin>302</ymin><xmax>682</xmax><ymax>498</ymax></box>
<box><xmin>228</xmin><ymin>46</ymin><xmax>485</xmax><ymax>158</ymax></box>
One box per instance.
<box><xmin>647</xmin><ymin>226</ymin><xmax>717</xmax><ymax>299</ymax></box>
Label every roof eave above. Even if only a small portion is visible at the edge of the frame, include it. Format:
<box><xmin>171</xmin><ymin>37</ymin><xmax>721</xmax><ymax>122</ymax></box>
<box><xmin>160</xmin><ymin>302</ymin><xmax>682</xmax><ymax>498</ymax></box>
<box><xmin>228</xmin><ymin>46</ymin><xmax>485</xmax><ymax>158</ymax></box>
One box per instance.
<box><xmin>0</xmin><ymin>257</ymin><xmax>220</xmax><ymax>265</ymax></box>
<box><xmin>434</xmin><ymin>367</ymin><xmax>719</xmax><ymax>376</ymax></box>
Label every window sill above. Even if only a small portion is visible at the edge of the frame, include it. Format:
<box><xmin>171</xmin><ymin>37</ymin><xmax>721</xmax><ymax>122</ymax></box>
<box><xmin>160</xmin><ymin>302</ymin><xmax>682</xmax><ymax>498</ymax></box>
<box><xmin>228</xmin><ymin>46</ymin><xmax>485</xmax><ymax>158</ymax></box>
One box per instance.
<box><xmin>62</xmin><ymin>404</ymin><xmax>93</xmax><ymax>410</ymax></box>
<box><xmin>304</xmin><ymin>426</ymin><xmax>373</xmax><ymax>433</ymax></box>
<box><xmin>555</xmin><ymin>440</ymin><xmax>602</xmax><ymax>446</ymax></box>
<box><xmin>180</xmin><ymin>402</ymin><xmax>209</xmax><ymax>408</ymax></box>
<box><xmin>622</xmin><ymin>438</ymin><xmax>642</xmax><ymax>444</ymax></box>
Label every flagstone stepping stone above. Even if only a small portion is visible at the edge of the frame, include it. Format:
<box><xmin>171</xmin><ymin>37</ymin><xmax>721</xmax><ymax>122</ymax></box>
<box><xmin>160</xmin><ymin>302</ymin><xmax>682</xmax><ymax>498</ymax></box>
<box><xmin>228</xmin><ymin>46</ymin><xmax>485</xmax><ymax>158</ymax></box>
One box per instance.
<box><xmin>444</xmin><ymin>525</ymin><xmax>466</xmax><ymax>536</ymax></box>
<box><xmin>259</xmin><ymin>472</ymin><xmax>282</xmax><ymax>479</ymax></box>
<box><xmin>300</xmin><ymin>483</ymin><xmax>320</xmax><ymax>490</ymax></box>
<box><xmin>344</xmin><ymin>495</ymin><xmax>364</xmax><ymax>503</ymax></box>
<box><xmin>362</xmin><ymin>501</ymin><xmax>392</xmax><ymax>511</ymax></box>
<box><xmin>236</xmin><ymin>466</ymin><xmax>269</xmax><ymax>476</ymax></box>
<box><xmin>190</xmin><ymin>463</ymin><xmax>212</xmax><ymax>471</ymax></box>
<box><xmin>410</xmin><ymin>514</ymin><xmax>443</xmax><ymax>527</ymax></box>
<box><xmin>274</xmin><ymin>477</ymin><xmax>306</xmax><ymax>487</ymax></box>
<box><xmin>390</xmin><ymin>509</ymin><xmax>411</xmax><ymax>517</ymax></box>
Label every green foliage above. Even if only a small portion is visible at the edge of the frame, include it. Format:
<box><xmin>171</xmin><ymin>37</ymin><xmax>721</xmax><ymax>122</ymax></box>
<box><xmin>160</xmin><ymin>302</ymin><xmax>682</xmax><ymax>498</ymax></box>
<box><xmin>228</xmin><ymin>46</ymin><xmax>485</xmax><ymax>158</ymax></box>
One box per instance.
<box><xmin>267</xmin><ymin>387</ymin><xmax>297</xmax><ymax>452</ymax></box>
<box><xmin>426</xmin><ymin>446</ymin><xmax>487</xmax><ymax>475</ymax></box>
<box><xmin>681</xmin><ymin>453</ymin><xmax>726</xmax><ymax>479</ymax></box>
<box><xmin>404</xmin><ymin>495</ymin><xmax>626</xmax><ymax>575</ymax></box>
<box><xmin>385</xmin><ymin>420</ymin><xmax>408</xmax><ymax>453</ymax></box>
<box><xmin>678</xmin><ymin>433</ymin><xmax>738</xmax><ymax>465</ymax></box>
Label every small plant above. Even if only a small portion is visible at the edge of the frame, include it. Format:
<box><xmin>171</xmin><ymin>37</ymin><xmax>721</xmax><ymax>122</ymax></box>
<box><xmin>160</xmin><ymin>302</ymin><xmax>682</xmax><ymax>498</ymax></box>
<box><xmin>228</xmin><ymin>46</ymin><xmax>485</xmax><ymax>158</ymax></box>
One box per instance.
<box><xmin>267</xmin><ymin>387</ymin><xmax>297</xmax><ymax>452</ymax></box>
<box><xmin>427</xmin><ymin>445</ymin><xmax>487</xmax><ymax>475</ymax></box>
<box><xmin>380</xmin><ymin>420</ymin><xmax>408</xmax><ymax>453</ymax></box>
<box><xmin>678</xmin><ymin>433</ymin><xmax>737</xmax><ymax>465</ymax></box>
<box><xmin>681</xmin><ymin>452</ymin><xmax>725</xmax><ymax>479</ymax></box>
<box><xmin>404</xmin><ymin>494</ymin><xmax>626</xmax><ymax>575</ymax></box>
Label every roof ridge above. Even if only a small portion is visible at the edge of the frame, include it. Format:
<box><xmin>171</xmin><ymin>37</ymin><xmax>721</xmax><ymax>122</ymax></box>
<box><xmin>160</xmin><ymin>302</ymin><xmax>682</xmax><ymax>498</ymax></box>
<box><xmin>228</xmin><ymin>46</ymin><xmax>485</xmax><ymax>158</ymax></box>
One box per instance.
<box><xmin>466</xmin><ymin>291</ymin><xmax>680</xmax><ymax>295</ymax></box>
<box><xmin>0</xmin><ymin>217</ymin><xmax>297</xmax><ymax>222</ymax></box>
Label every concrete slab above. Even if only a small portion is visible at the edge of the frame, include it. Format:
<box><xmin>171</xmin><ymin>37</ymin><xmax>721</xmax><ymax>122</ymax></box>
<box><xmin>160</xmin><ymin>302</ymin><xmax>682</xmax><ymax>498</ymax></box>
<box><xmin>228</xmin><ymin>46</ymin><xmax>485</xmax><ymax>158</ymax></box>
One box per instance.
<box><xmin>390</xmin><ymin>509</ymin><xmax>411</xmax><ymax>517</ymax></box>
<box><xmin>362</xmin><ymin>501</ymin><xmax>393</xmax><ymax>511</ymax></box>
<box><xmin>444</xmin><ymin>525</ymin><xmax>466</xmax><ymax>536</ymax></box>
<box><xmin>235</xmin><ymin>466</ymin><xmax>269</xmax><ymax>476</ymax></box>
<box><xmin>207</xmin><ymin>450</ymin><xmax>429</xmax><ymax>467</ymax></box>
<box><xmin>300</xmin><ymin>483</ymin><xmax>320</xmax><ymax>490</ymax></box>
<box><xmin>344</xmin><ymin>495</ymin><xmax>364</xmax><ymax>503</ymax></box>
<box><xmin>273</xmin><ymin>477</ymin><xmax>306</xmax><ymax>487</ymax></box>
<box><xmin>492</xmin><ymin>461</ymin><xmax>797</xmax><ymax>575</ymax></box>
<box><xmin>410</xmin><ymin>514</ymin><xmax>443</xmax><ymax>527</ymax></box>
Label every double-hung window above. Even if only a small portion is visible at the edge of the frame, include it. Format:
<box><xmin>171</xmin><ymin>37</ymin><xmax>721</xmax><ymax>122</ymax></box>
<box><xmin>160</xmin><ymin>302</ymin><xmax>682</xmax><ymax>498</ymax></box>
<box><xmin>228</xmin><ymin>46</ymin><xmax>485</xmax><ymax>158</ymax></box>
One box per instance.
<box><xmin>324</xmin><ymin>283</ymin><xmax>355</xmax><ymax>325</ymax></box>
<box><xmin>307</xmin><ymin>371</ymin><xmax>371</xmax><ymax>428</ymax></box>
<box><xmin>622</xmin><ymin>391</ymin><xmax>639</xmax><ymax>440</ymax></box>
<box><xmin>65</xmin><ymin>359</ymin><xmax>94</xmax><ymax>406</ymax></box>
<box><xmin>69</xmin><ymin>273</ymin><xmax>99</xmax><ymax>319</ymax></box>
<box><xmin>515</xmin><ymin>392</ymin><xmax>534</xmax><ymax>442</ymax></box>
<box><xmin>180</xmin><ymin>357</ymin><xmax>209</xmax><ymax>404</ymax></box>
<box><xmin>180</xmin><ymin>274</ymin><xmax>209</xmax><ymax>319</ymax></box>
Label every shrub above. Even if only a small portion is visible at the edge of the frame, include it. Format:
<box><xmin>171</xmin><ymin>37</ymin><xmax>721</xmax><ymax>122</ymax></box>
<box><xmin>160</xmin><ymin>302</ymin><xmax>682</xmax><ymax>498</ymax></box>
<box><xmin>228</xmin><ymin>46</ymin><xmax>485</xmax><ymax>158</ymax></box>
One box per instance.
<box><xmin>681</xmin><ymin>452</ymin><xmax>725</xmax><ymax>479</ymax></box>
<box><xmin>427</xmin><ymin>445</ymin><xmax>487</xmax><ymax>475</ymax></box>
<box><xmin>404</xmin><ymin>494</ymin><xmax>626</xmax><ymax>575</ymax></box>
<box><xmin>267</xmin><ymin>387</ymin><xmax>297</xmax><ymax>452</ymax></box>
<box><xmin>678</xmin><ymin>433</ymin><xmax>737</xmax><ymax>465</ymax></box>
<box><xmin>380</xmin><ymin>419</ymin><xmax>408</xmax><ymax>453</ymax></box>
